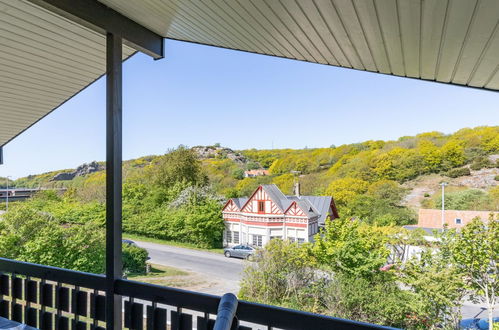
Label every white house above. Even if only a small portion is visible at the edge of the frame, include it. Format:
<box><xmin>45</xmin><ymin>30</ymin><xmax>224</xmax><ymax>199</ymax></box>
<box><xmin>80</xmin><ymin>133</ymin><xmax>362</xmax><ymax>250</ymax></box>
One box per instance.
<box><xmin>222</xmin><ymin>184</ymin><xmax>339</xmax><ymax>247</ymax></box>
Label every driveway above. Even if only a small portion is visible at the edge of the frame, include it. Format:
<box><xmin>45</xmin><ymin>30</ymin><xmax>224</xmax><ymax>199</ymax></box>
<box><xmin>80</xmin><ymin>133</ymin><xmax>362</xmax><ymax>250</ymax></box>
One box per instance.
<box><xmin>134</xmin><ymin>240</ymin><xmax>244</xmax><ymax>295</ymax></box>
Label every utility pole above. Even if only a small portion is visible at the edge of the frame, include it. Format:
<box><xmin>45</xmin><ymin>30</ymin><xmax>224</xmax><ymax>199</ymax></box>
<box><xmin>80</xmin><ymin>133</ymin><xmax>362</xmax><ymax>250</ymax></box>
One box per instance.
<box><xmin>440</xmin><ymin>182</ymin><xmax>448</xmax><ymax>228</ymax></box>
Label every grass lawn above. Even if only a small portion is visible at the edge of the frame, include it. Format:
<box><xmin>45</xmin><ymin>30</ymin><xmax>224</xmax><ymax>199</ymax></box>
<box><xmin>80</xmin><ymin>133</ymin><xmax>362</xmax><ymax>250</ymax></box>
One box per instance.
<box><xmin>129</xmin><ymin>264</ymin><xmax>205</xmax><ymax>288</ymax></box>
<box><xmin>123</xmin><ymin>233</ymin><xmax>224</xmax><ymax>254</ymax></box>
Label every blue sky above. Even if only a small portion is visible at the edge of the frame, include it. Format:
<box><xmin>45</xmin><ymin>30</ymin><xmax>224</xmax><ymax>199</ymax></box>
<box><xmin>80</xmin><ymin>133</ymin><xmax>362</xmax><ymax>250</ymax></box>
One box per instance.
<box><xmin>1</xmin><ymin>40</ymin><xmax>498</xmax><ymax>179</ymax></box>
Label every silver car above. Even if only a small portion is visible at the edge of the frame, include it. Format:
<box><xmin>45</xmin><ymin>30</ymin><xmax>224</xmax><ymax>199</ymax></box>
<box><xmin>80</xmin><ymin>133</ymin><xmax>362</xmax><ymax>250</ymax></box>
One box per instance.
<box><xmin>224</xmin><ymin>245</ymin><xmax>255</xmax><ymax>259</ymax></box>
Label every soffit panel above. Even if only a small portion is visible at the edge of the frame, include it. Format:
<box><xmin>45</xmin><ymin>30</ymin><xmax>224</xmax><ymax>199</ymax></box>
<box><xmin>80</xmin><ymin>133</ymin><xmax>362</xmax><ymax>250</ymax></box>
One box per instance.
<box><xmin>0</xmin><ymin>0</ymin><xmax>135</xmax><ymax>147</ymax></box>
<box><xmin>100</xmin><ymin>0</ymin><xmax>499</xmax><ymax>91</ymax></box>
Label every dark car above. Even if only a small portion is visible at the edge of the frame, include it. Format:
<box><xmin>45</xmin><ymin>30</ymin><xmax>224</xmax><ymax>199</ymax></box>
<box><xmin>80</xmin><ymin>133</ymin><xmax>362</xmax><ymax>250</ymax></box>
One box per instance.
<box><xmin>224</xmin><ymin>245</ymin><xmax>255</xmax><ymax>259</ymax></box>
<box><xmin>122</xmin><ymin>239</ymin><xmax>137</xmax><ymax>247</ymax></box>
<box><xmin>460</xmin><ymin>317</ymin><xmax>499</xmax><ymax>329</ymax></box>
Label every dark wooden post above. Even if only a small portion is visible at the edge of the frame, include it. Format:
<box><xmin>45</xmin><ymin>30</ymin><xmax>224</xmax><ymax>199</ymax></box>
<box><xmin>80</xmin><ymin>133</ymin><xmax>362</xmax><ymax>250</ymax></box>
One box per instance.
<box><xmin>105</xmin><ymin>32</ymin><xmax>123</xmax><ymax>330</ymax></box>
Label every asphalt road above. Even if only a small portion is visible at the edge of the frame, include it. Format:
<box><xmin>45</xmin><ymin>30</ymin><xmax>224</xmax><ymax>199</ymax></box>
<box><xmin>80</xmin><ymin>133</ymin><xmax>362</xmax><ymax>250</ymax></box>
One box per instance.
<box><xmin>134</xmin><ymin>240</ymin><xmax>243</xmax><ymax>294</ymax></box>
<box><xmin>135</xmin><ymin>240</ymin><xmax>498</xmax><ymax>320</ymax></box>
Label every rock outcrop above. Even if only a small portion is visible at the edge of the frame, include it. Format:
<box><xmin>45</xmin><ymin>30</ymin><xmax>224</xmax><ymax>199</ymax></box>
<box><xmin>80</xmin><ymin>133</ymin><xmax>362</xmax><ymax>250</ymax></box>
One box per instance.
<box><xmin>51</xmin><ymin>161</ymin><xmax>104</xmax><ymax>181</ymax></box>
<box><xmin>192</xmin><ymin>146</ymin><xmax>247</xmax><ymax>165</ymax></box>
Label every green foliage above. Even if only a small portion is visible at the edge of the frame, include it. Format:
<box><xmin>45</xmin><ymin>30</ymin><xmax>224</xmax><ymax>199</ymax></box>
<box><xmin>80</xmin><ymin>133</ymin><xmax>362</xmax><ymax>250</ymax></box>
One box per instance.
<box><xmin>0</xmin><ymin>204</ymin><xmax>106</xmax><ymax>273</ymax></box>
<box><xmin>470</xmin><ymin>156</ymin><xmax>495</xmax><ymax>171</ymax></box>
<box><xmin>272</xmin><ymin>173</ymin><xmax>294</xmax><ymax>194</ymax></box>
<box><xmin>325</xmin><ymin>177</ymin><xmax>369</xmax><ymax>206</ymax></box>
<box><xmin>401</xmin><ymin>245</ymin><xmax>465</xmax><ymax>328</ymax></box>
<box><xmin>231</xmin><ymin>168</ymin><xmax>244</xmax><ymax>180</ymax></box>
<box><xmin>123</xmin><ymin>187</ymin><xmax>225</xmax><ymax>248</ymax></box>
<box><xmin>446</xmin><ymin>167</ymin><xmax>471</xmax><ymax>178</ymax></box>
<box><xmin>246</xmin><ymin>161</ymin><xmax>260</xmax><ymax>170</ymax></box>
<box><xmin>123</xmin><ymin>244</ymin><xmax>149</xmax><ymax>274</ymax></box>
<box><xmin>443</xmin><ymin>217</ymin><xmax>499</xmax><ymax>328</ymax></box>
<box><xmin>239</xmin><ymin>239</ymin><xmax>316</xmax><ymax>307</ymax></box>
<box><xmin>322</xmin><ymin>274</ymin><xmax>417</xmax><ymax>328</ymax></box>
<box><xmin>240</xmin><ymin>235</ymin><xmax>419</xmax><ymax>328</ymax></box>
<box><xmin>434</xmin><ymin>189</ymin><xmax>496</xmax><ymax>211</ymax></box>
<box><xmin>150</xmin><ymin>146</ymin><xmax>207</xmax><ymax>189</ymax></box>
<box><xmin>312</xmin><ymin>218</ymin><xmax>393</xmax><ymax>278</ymax></box>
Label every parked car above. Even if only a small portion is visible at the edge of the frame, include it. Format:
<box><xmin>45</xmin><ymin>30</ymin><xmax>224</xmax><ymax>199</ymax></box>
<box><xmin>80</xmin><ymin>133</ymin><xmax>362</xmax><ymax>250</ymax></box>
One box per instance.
<box><xmin>122</xmin><ymin>239</ymin><xmax>137</xmax><ymax>247</ymax></box>
<box><xmin>224</xmin><ymin>245</ymin><xmax>255</xmax><ymax>259</ymax></box>
<box><xmin>460</xmin><ymin>317</ymin><xmax>499</xmax><ymax>329</ymax></box>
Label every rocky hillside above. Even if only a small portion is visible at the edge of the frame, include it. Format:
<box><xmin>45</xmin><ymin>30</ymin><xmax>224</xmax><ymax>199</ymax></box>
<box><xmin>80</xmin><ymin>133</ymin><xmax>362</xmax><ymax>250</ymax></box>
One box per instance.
<box><xmin>403</xmin><ymin>154</ymin><xmax>498</xmax><ymax>209</ymax></box>
<box><xmin>51</xmin><ymin>161</ymin><xmax>104</xmax><ymax>181</ymax></box>
<box><xmin>10</xmin><ymin>127</ymin><xmax>499</xmax><ymax>214</ymax></box>
<box><xmin>192</xmin><ymin>146</ymin><xmax>247</xmax><ymax>165</ymax></box>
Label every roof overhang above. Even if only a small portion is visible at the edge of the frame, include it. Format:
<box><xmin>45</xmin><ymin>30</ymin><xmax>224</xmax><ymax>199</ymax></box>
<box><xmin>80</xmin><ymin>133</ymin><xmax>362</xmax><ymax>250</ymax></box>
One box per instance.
<box><xmin>1</xmin><ymin>0</ymin><xmax>499</xmax><ymax>152</ymax></box>
<box><xmin>0</xmin><ymin>0</ymin><xmax>164</xmax><ymax>151</ymax></box>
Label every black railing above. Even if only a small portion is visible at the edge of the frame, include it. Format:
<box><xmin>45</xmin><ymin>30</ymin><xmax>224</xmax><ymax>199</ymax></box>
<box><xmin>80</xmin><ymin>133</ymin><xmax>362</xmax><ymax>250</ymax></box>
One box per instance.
<box><xmin>0</xmin><ymin>257</ymin><xmax>395</xmax><ymax>330</ymax></box>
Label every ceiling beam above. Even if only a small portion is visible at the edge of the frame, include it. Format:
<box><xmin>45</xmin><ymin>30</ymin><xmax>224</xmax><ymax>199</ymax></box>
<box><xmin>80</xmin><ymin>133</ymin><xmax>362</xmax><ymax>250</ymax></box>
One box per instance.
<box><xmin>26</xmin><ymin>0</ymin><xmax>164</xmax><ymax>59</ymax></box>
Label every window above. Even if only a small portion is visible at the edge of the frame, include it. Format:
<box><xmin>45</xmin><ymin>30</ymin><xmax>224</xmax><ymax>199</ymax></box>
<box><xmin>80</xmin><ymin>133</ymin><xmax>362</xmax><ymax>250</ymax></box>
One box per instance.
<box><xmin>258</xmin><ymin>201</ymin><xmax>265</xmax><ymax>213</ymax></box>
<box><xmin>297</xmin><ymin>238</ymin><xmax>305</xmax><ymax>244</ymax></box>
<box><xmin>252</xmin><ymin>235</ymin><xmax>263</xmax><ymax>247</ymax></box>
<box><xmin>270</xmin><ymin>236</ymin><xmax>282</xmax><ymax>240</ymax></box>
<box><xmin>455</xmin><ymin>218</ymin><xmax>462</xmax><ymax>225</ymax></box>
<box><xmin>233</xmin><ymin>231</ymin><xmax>240</xmax><ymax>244</ymax></box>
<box><xmin>226</xmin><ymin>230</ymin><xmax>232</xmax><ymax>243</ymax></box>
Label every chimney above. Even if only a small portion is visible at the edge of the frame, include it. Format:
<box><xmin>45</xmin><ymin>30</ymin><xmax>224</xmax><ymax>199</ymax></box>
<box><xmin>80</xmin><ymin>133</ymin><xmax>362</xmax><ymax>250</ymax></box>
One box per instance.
<box><xmin>294</xmin><ymin>182</ymin><xmax>301</xmax><ymax>198</ymax></box>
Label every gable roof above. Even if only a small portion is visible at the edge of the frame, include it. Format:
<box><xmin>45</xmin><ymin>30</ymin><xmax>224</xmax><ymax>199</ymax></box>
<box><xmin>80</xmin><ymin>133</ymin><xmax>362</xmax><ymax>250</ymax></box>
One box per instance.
<box><xmin>228</xmin><ymin>184</ymin><xmax>336</xmax><ymax>224</ymax></box>
<box><xmin>260</xmin><ymin>184</ymin><xmax>288</xmax><ymax>211</ymax></box>
<box><xmin>291</xmin><ymin>196</ymin><xmax>332</xmax><ymax>225</ymax></box>
<box><xmin>231</xmin><ymin>198</ymin><xmax>248</xmax><ymax>210</ymax></box>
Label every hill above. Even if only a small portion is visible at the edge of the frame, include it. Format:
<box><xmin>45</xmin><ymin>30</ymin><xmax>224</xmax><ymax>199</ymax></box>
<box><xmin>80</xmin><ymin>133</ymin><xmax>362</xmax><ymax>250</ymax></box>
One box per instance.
<box><xmin>9</xmin><ymin>126</ymin><xmax>499</xmax><ymax>220</ymax></box>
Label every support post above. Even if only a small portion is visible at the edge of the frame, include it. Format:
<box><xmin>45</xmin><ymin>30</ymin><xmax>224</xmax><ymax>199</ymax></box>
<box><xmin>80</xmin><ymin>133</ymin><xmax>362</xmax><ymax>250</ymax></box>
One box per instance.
<box><xmin>105</xmin><ymin>32</ymin><xmax>123</xmax><ymax>330</ymax></box>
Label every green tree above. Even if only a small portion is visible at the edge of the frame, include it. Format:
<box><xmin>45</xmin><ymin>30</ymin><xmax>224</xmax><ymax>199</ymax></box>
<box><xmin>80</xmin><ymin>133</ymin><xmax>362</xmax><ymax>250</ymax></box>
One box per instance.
<box><xmin>231</xmin><ymin>168</ymin><xmax>244</xmax><ymax>180</ymax></box>
<box><xmin>312</xmin><ymin>218</ymin><xmax>393</xmax><ymax>279</ymax></box>
<box><xmin>239</xmin><ymin>239</ymin><xmax>317</xmax><ymax>308</ymax></box>
<box><xmin>151</xmin><ymin>146</ymin><xmax>207</xmax><ymax>189</ymax></box>
<box><xmin>325</xmin><ymin>177</ymin><xmax>369</xmax><ymax>206</ymax></box>
<box><xmin>444</xmin><ymin>217</ymin><xmax>499</xmax><ymax>329</ymax></box>
<box><xmin>402</xmin><ymin>245</ymin><xmax>465</xmax><ymax>329</ymax></box>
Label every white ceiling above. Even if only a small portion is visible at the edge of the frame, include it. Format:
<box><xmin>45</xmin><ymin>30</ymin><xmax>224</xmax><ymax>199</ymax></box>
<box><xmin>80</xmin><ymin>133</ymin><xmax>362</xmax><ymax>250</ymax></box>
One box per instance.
<box><xmin>99</xmin><ymin>0</ymin><xmax>499</xmax><ymax>90</ymax></box>
<box><xmin>0</xmin><ymin>0</ymin><xmax>135</xmax><ymax>147</ymax></box>
<box><xmin>1</xmin><ymin>0</ymin><xmax>498</xmax><ymax>147</ymax></box>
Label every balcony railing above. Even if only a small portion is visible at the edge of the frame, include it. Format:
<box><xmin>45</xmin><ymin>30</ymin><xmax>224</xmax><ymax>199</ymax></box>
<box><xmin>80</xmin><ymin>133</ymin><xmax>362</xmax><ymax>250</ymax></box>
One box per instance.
<box><xmin>0</xmin><ymin>257</ymin><xmax>394</xmax><ymax>330</ymax></box>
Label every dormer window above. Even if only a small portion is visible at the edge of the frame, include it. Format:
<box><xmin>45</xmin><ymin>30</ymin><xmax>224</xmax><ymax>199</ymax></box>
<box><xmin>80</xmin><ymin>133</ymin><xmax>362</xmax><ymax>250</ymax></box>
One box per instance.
<box><xmin>258</xmin><ymin>201</ymin><xmax>265</xmax><ymax>213</ymax></box>
<box><xmin>455</xmin><ymin>218</ymin><xmax>462</xmax><ymax>225</ymax></box>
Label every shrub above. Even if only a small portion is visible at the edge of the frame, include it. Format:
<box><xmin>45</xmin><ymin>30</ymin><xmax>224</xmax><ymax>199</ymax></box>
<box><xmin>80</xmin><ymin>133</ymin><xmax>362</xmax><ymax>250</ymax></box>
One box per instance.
<box><xmin>495</xmin><ymin>175</ymin><xmax>499</xmax><ymax>181</ymax></box>
<box><xmin>123</xmin><ymin>244</ymin><xmax>149</xmax><ymax>274</ymax></box>
<box><xmin>446</xmin><ymin>167</ymin><xmax>471</xmax><ymax>178</ymax></box>
<box><xmin>470</xmin><ymin>156</ymin><xmax>494</xmax><ymax>171</ymax></box>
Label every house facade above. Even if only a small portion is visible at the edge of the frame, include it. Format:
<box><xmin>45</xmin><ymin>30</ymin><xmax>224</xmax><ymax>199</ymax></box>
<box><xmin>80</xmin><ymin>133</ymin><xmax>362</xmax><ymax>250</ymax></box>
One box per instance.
<box><xmin>222</xmin><ymin>184</ymin><xmax>339</xmax><ymax>247</ymax></box>
<box><xmin>416</xmin><ymin>208</ymin><xmax>498</xmax><ymax>229</ymax></box>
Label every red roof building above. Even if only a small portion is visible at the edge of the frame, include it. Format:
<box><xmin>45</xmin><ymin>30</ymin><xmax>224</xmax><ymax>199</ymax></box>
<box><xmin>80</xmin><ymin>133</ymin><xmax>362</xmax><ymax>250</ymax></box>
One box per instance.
<box><xmin>416</xmin><ymin>208</ymin><xmax>497</xmax><ymax>229</ymax></box>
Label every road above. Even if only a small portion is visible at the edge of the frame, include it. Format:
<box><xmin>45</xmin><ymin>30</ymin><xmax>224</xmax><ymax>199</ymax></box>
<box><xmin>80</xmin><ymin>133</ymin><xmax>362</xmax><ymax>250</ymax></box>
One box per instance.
<box><xmin>134</xmin><ymin>240</ymin><xmax>243</xmax><ymax>295</ymax></box>
<box><xmin>136</xmin><ymin>240</ymin><xmax>498</xmax><ymax>320</ymax></box>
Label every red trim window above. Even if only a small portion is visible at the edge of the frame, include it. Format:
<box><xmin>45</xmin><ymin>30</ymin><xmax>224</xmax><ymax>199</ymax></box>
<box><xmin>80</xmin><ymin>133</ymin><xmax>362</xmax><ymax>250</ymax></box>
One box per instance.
<box><xmin>258</xmin><ymin>201</ymin><xmax>265</xmax><ymax>214</ymax></box>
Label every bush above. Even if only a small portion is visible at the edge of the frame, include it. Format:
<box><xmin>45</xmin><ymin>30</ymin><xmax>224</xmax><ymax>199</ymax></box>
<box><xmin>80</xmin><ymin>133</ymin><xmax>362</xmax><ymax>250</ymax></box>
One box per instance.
<box><xmin>446</xmin><ymin>167</ymin><xmax>471</xmax><ymax>178</ymax></box>
<box><xmin>495</xmin><ymin>175</ymin><xmax>499</xmax><ymax>181</ymax></box>
<box><xmin>470</xmin><ymin>156</ymin><xmax>494</xmax><ymax>171</ymax></box>
<box><xmin>239</xmin><ymin>239</ymin><xmax>316</xmax><ymax>306</ymax></box>
<box><xmin>322</xmin><ymin>274</ymin><xmax>417</xmax><ymax>328</ymax></box>
<box><xmin>123</xmin><ymin>244</ymin><xmax>149</xmax><ymax>274</ymax></box>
